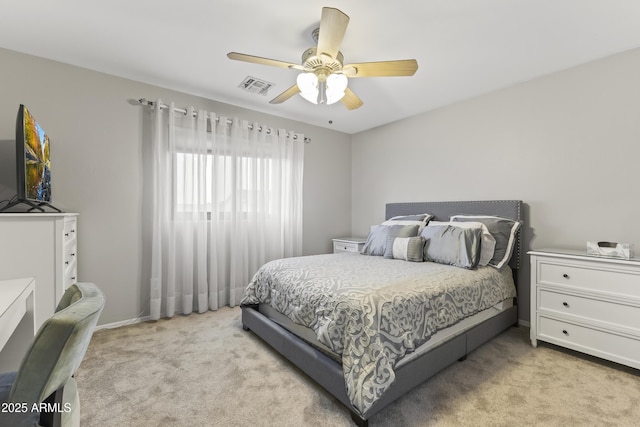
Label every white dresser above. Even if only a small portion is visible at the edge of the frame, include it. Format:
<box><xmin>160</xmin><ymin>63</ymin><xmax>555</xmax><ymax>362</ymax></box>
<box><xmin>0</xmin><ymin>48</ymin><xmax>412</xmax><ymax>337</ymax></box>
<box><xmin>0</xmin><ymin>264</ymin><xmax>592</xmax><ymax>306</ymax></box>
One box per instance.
<box><xmin>332</xmin><ymin>237</ymin><xmax>366</xmax><ymax>253</ymax></box>
<box><xmin>0</xmin><ymin>213</ymin><xmax>78</xmax><ymax>329</ymax></box>
<box><xmin>529</xmin><ymin>249</ymin><xmax>640</xmax><ymax>369</ymax></box>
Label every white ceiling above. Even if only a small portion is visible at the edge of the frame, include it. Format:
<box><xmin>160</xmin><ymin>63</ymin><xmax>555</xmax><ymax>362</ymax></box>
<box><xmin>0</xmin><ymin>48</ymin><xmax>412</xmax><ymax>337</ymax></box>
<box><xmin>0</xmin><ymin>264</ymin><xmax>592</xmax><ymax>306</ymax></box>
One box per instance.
<box><xmin>2</xmin><ymin>1</ymin><xmax>640</xmax><ymax>134</ymax></box>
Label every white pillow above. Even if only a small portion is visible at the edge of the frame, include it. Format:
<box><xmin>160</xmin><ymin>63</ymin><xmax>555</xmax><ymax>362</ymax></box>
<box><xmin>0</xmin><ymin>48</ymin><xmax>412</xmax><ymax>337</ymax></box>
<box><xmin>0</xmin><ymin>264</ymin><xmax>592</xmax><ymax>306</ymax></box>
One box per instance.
<box><xmin>428</xmin><ymin>221</ymin><xmax>496</xmax><ymax>266</ymax></box>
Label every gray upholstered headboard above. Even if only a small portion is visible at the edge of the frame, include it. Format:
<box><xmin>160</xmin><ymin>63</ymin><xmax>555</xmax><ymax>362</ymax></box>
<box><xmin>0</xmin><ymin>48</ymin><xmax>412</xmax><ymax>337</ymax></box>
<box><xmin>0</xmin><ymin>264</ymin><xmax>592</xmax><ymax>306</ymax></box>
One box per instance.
<box><xmin>385</xmin><ymin>200</ymin><xmax>523</xmax><ymax>271</ymax></box>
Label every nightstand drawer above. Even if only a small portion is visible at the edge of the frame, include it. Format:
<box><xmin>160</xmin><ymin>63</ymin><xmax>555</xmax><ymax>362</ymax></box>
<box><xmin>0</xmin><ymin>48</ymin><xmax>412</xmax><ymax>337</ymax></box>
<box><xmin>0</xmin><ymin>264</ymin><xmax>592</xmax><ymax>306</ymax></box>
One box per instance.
<box><xmin>538</xmin><ymin>289</ymin><xmax>640</xmax><ymax>330</ymax></box>
<box><xmin>332</xmin><ymin>237</ymin><xmax>366</xmax><ymax>254</ymax></box>
<box><xmin>333</xmin><ymin>241</ymin><xmax>361</xmax><ymax>253</ymax></box>
<box><xmin>538</xmin><ymin>316</ymin><xmax>640</xmax><ymax>367</ymax></box>
<box><xmin>538</xmin><ymin>261</ymin><xmax>640</xmax><ymax>298</ymax></box>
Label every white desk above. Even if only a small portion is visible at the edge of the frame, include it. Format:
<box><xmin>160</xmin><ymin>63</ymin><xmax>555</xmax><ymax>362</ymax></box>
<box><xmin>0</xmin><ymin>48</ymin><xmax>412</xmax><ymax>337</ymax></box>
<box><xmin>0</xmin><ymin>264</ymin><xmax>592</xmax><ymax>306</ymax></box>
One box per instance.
<box><xmin>0</xmin><ymin>278</ymin><xmax>36</xmax><ymax>373</ymax></box>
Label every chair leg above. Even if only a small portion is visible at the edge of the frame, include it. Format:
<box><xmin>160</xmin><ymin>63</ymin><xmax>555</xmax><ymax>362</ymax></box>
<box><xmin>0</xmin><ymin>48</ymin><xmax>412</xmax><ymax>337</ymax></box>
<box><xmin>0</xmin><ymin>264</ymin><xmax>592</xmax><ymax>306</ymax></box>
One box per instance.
<box><xmin>39</xmin><ymin>388</ymin><xmax>63</xmax><ymax>427</ymax></box>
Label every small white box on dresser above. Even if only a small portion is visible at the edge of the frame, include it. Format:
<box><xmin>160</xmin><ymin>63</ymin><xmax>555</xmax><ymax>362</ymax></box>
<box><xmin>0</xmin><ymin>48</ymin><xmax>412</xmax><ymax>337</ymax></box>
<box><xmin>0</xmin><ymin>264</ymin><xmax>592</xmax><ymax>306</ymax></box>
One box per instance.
<box><xmin>529</xmin><ymin>248</ymin><xmax>640</xmax><ymax>369</ymax></box>
<box><xmin>586</xmin><ymin>241</ymin><xmax>634</xmax><ymax>259</ymax></box>
<box><xmin>332</xmin><ymin>237</ymin><xmax>366</xmax><ymax>254</ymax></box>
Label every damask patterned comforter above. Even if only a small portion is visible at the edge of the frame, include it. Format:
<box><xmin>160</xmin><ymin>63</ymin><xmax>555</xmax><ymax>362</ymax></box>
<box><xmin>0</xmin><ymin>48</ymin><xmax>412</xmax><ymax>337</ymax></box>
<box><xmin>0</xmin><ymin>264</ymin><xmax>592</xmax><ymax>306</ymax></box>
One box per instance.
<box><xmin>241</xmin><ymin>252</ymin><xmax>516</xmax><ymax>415</ymax></box>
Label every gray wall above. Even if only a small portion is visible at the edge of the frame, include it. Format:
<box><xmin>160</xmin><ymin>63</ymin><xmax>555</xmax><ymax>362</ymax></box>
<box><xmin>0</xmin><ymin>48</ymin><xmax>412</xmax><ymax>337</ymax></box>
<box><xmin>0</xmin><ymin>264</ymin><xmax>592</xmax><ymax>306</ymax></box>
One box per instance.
<box><xmin>351</xmin><ymin>47</ymin><xmax>640</xmax><ymax>324</ymax></box>
<box><xmin>0</xmin><ymin>47</ymin><xmax>352</xmax><ymax>325</ymax></box>
<box><xmin>4</xmin><ymin>45</ymin><xmax>639</xmax><ymax>326</ymax></box>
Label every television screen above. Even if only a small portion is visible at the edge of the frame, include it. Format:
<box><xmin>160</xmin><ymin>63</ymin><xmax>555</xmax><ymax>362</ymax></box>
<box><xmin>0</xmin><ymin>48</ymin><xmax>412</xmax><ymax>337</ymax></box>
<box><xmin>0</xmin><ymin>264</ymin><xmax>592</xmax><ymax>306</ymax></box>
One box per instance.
<box><xmin>16</xmin><ymin>104</ymin><xmax>52</xmax><ymax>202</ymax></box>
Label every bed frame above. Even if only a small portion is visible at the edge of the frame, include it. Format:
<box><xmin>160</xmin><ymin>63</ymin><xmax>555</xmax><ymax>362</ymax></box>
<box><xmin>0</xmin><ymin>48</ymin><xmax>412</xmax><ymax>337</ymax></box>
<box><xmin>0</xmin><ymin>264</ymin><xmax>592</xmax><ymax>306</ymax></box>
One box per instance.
<box><xmin>241</xmin><ymin>200</ymin><xmax>523</xmax><ymax>426</ymax></box>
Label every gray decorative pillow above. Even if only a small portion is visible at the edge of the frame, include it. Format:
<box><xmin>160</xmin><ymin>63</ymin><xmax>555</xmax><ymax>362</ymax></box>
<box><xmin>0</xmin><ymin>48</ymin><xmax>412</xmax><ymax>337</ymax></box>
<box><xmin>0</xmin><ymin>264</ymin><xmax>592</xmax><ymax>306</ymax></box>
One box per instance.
<box><xmin>420</xmin><ymin>224</ymin><xmax>483</xmax><ymax>269</ymax></box>
<box><xmin>382</xmin><ymin>213</ymin><xmax>434</xmax><ymax>233</ymax></box>
<box><xmin>360</xmin><ymin>224</ymin><xmax>420</xmax><ymax>256</ymax></box>
<box><xmin>428</xmin><ymin>221</ymin><xmax>496</xmax><ymax>266</ymax></box>
<box><xmin>450</xmin><ymin>215</ymin><xmax>522</xmax><ymax>269</ymax></box>
<box><xmin>384</xmin><ymin>236</ymin><xmax>425</xmax><ymax>262</ymax></box>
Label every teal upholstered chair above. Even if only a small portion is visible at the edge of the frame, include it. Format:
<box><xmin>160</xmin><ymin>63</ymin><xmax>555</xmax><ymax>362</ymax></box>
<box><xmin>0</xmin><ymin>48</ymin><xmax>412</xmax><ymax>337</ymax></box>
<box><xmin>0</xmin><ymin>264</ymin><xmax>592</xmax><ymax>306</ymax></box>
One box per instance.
<box><xmin>0</xmin><ymin>282</ymin><xmax>104</xmax><ymax>427</ymax></box>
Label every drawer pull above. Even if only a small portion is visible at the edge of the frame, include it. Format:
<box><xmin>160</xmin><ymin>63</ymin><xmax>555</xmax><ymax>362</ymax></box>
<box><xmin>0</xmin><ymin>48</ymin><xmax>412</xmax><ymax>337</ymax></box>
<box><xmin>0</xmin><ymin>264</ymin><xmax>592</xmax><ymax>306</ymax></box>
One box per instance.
<box><xmin>562</xmin><ymin>329</ymin><xmax>569</xmax><ymax>336</ymax></box>
<box><xmin>562</xmin><ymin>302</ymin><xmax>569</xmax><ymax>308</ymax></box>
<box><xmin>562</xmin><ymin>273</ymin><xmax>570</xmax><ymax>279</ymax></box>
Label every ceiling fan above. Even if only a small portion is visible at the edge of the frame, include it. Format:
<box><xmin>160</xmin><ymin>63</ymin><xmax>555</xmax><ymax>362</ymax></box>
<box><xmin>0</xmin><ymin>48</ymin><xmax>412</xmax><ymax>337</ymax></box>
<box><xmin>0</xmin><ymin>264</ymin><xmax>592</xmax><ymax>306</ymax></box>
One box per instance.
<box><xmin>227</xmin><ymin>7</ymin><xmax>418</xmax><ymax>110</ymax></box>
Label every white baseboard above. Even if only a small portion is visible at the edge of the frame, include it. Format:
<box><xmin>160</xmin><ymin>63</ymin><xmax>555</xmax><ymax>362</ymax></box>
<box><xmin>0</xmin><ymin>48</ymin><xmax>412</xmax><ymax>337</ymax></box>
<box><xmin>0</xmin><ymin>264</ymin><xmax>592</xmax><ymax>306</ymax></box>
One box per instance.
<box><xmin>95</xmin><ymin>315</ymin><xmax>151</xmax><ymax>331</ymax></box>
<box><xmin>518</xmin><ymin>319</ymin><xmax>531</xmax><ymax>328</ymax></box>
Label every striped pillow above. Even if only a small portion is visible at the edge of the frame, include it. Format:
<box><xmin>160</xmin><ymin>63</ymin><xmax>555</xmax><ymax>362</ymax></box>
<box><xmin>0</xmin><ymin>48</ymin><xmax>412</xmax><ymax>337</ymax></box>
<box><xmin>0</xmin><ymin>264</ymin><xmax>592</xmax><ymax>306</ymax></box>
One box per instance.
<box><xmin>384</xmin><ymin>236</ymin><xmax>425</xmax><ymax>262</ymax></box>
<box><xmin>360</xmin><ymin>224</ymin><xmax>420</xmax><ymax>256</ymax></box>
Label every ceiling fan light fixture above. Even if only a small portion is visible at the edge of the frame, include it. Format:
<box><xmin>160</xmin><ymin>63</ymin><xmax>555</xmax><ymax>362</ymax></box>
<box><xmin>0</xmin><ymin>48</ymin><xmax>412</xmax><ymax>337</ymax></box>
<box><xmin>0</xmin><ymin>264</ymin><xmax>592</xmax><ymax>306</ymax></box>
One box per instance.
<box><xmin>296</xmin><ymin>72</ymin><xmax>319</xmax><ymax>104</ymax></box>
<box><xmin>296</xmin><ymin>72</ymin><xmax>348</xmax><ymax>106</ymax></box>
<box><xmin>326</xmin><ymin>73</ymin><xmax>348</xmax><ymax>104</ymax></box>
<box><xmin>228</xmin><ymin>7</ymin><xmax>417</xmax><ymax>111</ymax></box>
<box><xmin>317</xmin><ymin>79</ymin><xmax>328</xmax><ymax>104</ymax></box>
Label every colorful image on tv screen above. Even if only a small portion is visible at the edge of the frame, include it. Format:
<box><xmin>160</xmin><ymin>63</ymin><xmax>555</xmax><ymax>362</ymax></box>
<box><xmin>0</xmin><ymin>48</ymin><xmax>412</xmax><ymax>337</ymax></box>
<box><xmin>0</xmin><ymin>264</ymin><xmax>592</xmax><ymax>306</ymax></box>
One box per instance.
<box><xmin>23</xmin><ymin>107</ymin><xmax>51</xmax><ymax>201</ymax></box>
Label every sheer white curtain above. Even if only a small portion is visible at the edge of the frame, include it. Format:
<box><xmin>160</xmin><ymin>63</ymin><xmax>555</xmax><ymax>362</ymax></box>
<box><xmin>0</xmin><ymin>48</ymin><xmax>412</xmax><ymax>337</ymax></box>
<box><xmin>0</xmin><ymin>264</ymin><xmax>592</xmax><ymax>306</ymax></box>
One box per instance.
<box><xmin>149</xmin><ymin>100</ymin><xmax>304</xmax><ymax>320</ymax></box>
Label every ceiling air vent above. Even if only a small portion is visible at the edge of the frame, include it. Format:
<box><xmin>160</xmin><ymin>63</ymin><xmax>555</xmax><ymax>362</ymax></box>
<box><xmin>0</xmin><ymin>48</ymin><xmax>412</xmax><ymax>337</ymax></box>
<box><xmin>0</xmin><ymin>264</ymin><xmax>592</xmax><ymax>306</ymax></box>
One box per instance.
<box><xmin>238</xmin><ymin>76</ymin><xmax>275</xmax><ymax>96</ymax></box>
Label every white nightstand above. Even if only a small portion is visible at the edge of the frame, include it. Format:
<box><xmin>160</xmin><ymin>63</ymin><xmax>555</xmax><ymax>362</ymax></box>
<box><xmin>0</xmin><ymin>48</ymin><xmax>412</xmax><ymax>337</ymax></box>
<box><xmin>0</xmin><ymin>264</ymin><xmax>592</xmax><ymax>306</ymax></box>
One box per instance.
<box><xmin>332</xmin><ymin>237</ymin><xmax>366</xmax><ymax>253</ymax></box>
<box><xmin>529</xmin><ymin>248</ymin><xmax>640</xmax><ymax>369</ymax></box>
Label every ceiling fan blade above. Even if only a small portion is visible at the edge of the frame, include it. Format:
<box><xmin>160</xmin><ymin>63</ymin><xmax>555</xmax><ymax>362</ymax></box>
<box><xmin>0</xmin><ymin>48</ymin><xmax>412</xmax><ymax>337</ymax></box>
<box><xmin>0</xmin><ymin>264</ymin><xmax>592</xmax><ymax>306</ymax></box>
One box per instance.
<box><xmin>317</xmin><ymin>7</ymin><xmax>350</xmax><ymax>59</ymax></box>
<box><xmin>227</xmin><ymin>52</ymin><xmax>304</xmax><ymax>70</ymax></box>
<box><xmin>341</xmin><ymin>88</ymin><xmax>363</xmax><ymax>110</ymax></box>
<box><xmin>342</xmin><ymin>59</ymin><xmax>418</xmax><ymax>77</ymax></box>
<box><xmin>269</xmin><ymin>84</ymin><xmax>301</xmax><ymax>104</ymax></box>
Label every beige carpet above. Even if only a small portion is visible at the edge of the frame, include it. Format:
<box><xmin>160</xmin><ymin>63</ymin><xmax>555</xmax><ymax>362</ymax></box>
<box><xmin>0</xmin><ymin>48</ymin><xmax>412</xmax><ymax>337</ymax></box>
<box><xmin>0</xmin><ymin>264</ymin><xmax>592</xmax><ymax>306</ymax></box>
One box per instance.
<box><xmin>77</xmin><ymin>307</ymin><xmax>640</xmax><ymax>426</ymax></box>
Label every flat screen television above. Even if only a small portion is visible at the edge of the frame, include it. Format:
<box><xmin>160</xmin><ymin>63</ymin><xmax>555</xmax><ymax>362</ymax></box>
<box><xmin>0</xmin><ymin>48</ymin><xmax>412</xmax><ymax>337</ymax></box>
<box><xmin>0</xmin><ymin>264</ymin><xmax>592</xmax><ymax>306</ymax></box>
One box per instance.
<box><xmin>0</xmin><ymin>104</ymin><xmax>60</xmax><ymax>212</ymax></box>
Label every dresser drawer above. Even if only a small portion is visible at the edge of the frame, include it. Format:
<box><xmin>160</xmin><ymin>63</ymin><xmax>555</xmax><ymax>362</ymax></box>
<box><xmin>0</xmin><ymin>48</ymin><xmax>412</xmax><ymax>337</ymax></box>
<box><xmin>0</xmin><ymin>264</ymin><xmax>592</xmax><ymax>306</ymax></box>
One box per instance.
<box><xmin>538</xmin><ymin>289</ymin><xmax>640</xmax><ymax>331</ymax></box>
<box><xmin>63</xmin><ymin>217</ymin><xmax>77</xmax><ymax>243</ymax></box>
<box><xmin>62</xmin><ymin>216</ymin><xmax>78</xmax><ymax>290</ymax></box>
<box><xmin>64</xmin><ymin>241</ymin><xmax>77</xmax><ymax>267</ymax></box>
<box><xmin>538</xmin><ymin>260</ymin><xmax>640</xmax><ymax>298</ymax></box>
<box><xmin>64</xmin><ymin>268</ymin><xmax>78</xmax><ymax>289</ymax></box>
<box><xmin>538</xmin><ymin>316</ymin><xmax>640</xmax><ymax>368</ymax></box>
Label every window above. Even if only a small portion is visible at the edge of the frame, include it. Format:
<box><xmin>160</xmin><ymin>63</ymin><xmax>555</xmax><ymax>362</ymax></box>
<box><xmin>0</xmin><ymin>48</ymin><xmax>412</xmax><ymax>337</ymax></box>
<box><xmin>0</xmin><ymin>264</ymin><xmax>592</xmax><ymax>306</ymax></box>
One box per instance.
<box><xmin>174</xmin><ymin>151</ymin><xmax>275</xmax><ymax>216</ymax></box>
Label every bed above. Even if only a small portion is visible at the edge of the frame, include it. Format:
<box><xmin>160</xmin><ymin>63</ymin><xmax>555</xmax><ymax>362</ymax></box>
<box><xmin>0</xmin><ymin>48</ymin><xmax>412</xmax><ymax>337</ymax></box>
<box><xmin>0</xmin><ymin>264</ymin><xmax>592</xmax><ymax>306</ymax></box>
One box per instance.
<box><xmin>241</xmin><ymin>200</ymin><xmax>523</xmax><ymax>426</ymax></box>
